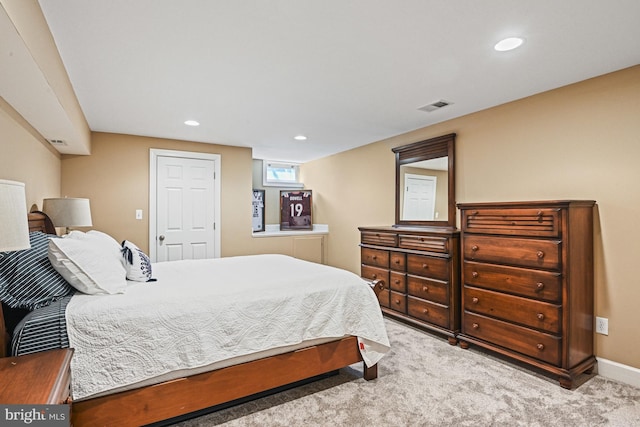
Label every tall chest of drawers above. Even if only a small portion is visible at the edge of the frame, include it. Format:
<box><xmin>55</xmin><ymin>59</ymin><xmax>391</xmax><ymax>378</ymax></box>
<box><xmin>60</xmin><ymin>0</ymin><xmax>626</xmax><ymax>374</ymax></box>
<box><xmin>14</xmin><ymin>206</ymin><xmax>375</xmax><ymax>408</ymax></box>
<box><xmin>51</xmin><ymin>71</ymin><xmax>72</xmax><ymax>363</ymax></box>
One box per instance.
<box><xmin>359</xmin><ymin>226</ymin><xmax>460</xmax><ymax>345</ymax></box>
<box><xmin>457</xmin><ymin>200</ymin><xmax>596</xmax><ymax>389</ymax></box>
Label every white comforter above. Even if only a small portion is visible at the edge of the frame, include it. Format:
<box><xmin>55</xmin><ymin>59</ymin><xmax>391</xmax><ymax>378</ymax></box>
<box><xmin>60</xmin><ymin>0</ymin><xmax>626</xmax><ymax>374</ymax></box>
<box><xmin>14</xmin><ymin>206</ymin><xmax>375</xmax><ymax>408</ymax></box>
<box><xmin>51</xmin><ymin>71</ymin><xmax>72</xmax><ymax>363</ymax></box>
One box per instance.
<box><xmin>65</xmin><ymin>254</ymin><xmax>390</xmax><ymax>400</ymax></box>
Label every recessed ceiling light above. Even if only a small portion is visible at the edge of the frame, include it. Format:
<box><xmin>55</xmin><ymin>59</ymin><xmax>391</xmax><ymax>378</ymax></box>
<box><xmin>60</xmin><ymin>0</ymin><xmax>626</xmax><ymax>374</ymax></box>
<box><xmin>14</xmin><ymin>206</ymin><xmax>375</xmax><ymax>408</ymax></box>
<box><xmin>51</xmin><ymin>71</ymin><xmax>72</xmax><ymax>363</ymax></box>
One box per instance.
<box><xmin>184</xmin><ymin>120</ymin><xmax>200</xmax><ymax>126</ymax></box>
<box><xmin>494</xmin><ymin>37</ymin><xmax>524</xmax><ymax>52</ymax></box>
<box><xmin>294</xmin><ymin>135</ymin><xmax>307</xmax><ymax>141</ymax></box>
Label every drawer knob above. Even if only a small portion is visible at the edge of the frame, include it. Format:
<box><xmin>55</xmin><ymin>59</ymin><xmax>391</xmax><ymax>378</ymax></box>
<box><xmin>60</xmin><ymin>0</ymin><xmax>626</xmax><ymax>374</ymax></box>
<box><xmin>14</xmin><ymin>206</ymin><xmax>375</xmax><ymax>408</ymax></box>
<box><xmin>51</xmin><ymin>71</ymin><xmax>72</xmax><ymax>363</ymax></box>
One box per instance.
<box><xmin>394</xmin><ymin>299</ymin><xmax>401</xmax><ymax>305</ymax></box>
<box><xmin>472</xmin><ymin>210</ymin><xmax>479</xmax><ymax>216</ymax></box>
<box><xmin>472</xmin><ymin>297</ymin><xmax>479</xmax><ymax>304</ymax></box>
<box><xmin>537</xmin><ymin>313</ymin><xmax>545</xmax><ymax>320</ymax></box>
<box><xmin>536</xmin><ymin>343</ymin><xmax>545</xmax><ymax>351</ymax></box>
<box><xmin>536</xmin><ymin>282</ymin><xmax>545</xmax><ymax>291</ymax></box>
<box><xmin>372</xmin><ymin>255</ymin><xmax>377</xmax><ymax>260</ymax></box>
<box><xmin>422</xmin><ymin>263</ymin><xmax>429</xmax><ymax>269</ymax></box>
<box><xmin>472</xmin><ymin>271</ymin><xmax>479</xmax><ymax>278</ymax></box>
<box><xmin>423</xmin><ymin>308</ymin><xmax>429</xmax><ymax>314</ymax></box>
<box><xmin>394</xmin><ymin>259</ymin><xmax>400</xmax><ymax>264</ymax></box>
<box><xmin>472</xmin><ymin>323</ymin><xmax>479</xmax><ymax>329</ymax></box>
<box><xmin>472</xmin><ymin>245</ymin><xmax>479</xmax><ymax>252</ymax></box>
<box><xmin>537</xmin><ymin>251</ymin><xmax>545</xmax><ymax>259</ymax></box>
<box><xmin>395</xmin><ymin>279</ymin><xmax>401</xmax><ymax>285</ymax></box>
<box><xmin>422</xmin><ymin>286</ymin><xmax>429</xmax><ymax>293</ymax></box>
<box><xmin>372</xmin><ymin>274</ymin><xmax>377</xmax><ymax>279</ymax></box>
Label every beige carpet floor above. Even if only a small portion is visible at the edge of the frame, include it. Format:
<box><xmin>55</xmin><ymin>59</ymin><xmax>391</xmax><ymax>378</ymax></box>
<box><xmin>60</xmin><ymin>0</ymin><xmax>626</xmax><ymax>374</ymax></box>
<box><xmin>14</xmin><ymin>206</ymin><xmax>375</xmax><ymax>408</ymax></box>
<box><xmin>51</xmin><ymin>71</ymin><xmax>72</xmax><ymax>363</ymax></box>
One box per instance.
<box><xmin>170</xmin><ymin>318</ymin><xmax>640</xmax><ymax>427</ymax></box>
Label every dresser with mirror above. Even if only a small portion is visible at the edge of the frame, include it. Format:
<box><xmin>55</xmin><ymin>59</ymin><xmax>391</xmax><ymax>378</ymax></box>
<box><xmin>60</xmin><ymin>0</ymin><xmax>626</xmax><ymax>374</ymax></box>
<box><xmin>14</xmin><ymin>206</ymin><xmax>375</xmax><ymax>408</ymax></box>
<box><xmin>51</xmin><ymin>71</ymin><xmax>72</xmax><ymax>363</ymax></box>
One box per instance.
<box><xmin>359</xmin><ymin>133</ymin><xmax>461</xmax><ymax>344</ymax></box>
<box><xmin>359</xmin><ymin>132</ymin><xmax>596</xmax><ymax>387</ymax></box>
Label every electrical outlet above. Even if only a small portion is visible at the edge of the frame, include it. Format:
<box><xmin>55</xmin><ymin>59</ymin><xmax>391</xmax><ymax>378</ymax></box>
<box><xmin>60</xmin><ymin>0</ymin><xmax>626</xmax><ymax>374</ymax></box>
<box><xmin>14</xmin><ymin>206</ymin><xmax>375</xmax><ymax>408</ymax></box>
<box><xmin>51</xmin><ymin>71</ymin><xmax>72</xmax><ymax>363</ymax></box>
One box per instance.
<box><xmin>595</xmin><ymin>316</ymin><xmax>608</xmax><ymax>335</ymax></box>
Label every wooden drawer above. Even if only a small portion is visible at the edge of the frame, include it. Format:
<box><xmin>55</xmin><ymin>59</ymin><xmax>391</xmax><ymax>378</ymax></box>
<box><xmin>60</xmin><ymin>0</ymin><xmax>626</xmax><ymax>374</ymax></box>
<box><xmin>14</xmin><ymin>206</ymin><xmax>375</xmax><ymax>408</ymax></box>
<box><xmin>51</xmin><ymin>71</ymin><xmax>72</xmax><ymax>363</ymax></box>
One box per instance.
<box><xmin>463</xmin><ymin>312</ymin><xmax>561</xmax><ymax>365</ymax></box>
<box><xmin>464</xmin><ymin>286</ymin><xmax>561</xmax><ymax>334</ymax></box>
<box><xmin>407</xmin><ymin>276</ymin><xmax>448</xmax><ymax>305</ymax></box>
<box><xmin>462</xmin><ymin>208</ymin><xmax>560</xmax><ymax>237</ymax></box>
<box><xmin>361</xmin><ymin>265</ymin><xmax>389</xmax><ymax>287</ymax></box>
<box><xmin>361</xmin><ymin>247</ymin><xmax>389</xmax><ymax>268</ymax></box>
<box><xmin>361</xmin><ymin>231</ymin><xmax>398</xmax><ymax>247</ymax></box>
<box><xmin>463</xmin><ymin>261</ymin><xmax>561</xmax><ymax>302</ymax></box>
<box><xmin>463</xmin><ymin>235</ymin><xmax>561</xmax><ymax>270</ymax></box>
<box><xmin>389</xmin><ymin>291</ymin><xmax>407</xmax><ymax>313</ymax></box>
<box><xmin>407</xmin><ymin>254</ymin><xmax>449</xmax><ymax>281</ymax></box>
<box><xmin>389</xmin><ymin>271</ymin><xmax>406</xmax><ymax>292</ymax></box>
<box><xmin>407</xmin><ymin>296</ymin><xmax>449</xmax><ymax>329</ymax></box>
<box><xmin>390</xmin><ymin>251</ymin><xmax>406</xmax><ymax>271</ymax></box>
<box><xmin>399</xmin><ymin>234</ymin><xmax>448</xmax><ymax>253</ymax></box>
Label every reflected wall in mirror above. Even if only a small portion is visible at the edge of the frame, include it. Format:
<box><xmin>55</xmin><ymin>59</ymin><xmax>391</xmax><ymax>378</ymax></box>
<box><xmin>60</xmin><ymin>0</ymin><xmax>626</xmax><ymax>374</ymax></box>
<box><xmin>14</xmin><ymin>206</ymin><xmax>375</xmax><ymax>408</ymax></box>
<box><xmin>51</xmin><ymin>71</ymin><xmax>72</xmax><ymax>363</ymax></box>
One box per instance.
<box><xmin>393</xmin><ymin>133</ymin><xmax>456</xmax><ymax>228</ymax></box>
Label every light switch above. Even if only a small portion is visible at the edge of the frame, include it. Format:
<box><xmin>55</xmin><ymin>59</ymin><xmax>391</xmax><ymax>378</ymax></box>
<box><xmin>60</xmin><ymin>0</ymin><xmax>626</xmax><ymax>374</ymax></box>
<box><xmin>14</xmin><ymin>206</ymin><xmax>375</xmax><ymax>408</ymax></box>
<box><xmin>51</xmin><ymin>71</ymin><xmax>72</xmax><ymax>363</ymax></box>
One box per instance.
<box><xmin>135</xmin><ymin>209</ymin><xmax>143</xmax><ymax>220</ymax></box>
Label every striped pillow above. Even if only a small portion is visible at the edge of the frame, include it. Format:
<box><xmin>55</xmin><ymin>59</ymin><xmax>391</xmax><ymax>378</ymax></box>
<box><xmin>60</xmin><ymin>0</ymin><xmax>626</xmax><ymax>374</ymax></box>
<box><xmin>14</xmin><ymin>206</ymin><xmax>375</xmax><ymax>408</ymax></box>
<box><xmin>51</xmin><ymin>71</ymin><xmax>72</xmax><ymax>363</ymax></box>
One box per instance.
<box><xmin>0</xmin><ymin>231</ymin><xmax>75</xmax><ymax>310</ymax></box>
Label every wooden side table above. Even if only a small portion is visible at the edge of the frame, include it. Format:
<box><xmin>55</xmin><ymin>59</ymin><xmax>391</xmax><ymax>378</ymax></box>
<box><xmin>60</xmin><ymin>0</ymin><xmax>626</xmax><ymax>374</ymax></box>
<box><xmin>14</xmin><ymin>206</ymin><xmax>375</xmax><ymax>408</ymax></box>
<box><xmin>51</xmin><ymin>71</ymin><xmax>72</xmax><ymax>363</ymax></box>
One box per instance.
<box><xmin>0</xmin><ymin>348</ymin><xmax>73</xmax><ymax>404</ymax></box>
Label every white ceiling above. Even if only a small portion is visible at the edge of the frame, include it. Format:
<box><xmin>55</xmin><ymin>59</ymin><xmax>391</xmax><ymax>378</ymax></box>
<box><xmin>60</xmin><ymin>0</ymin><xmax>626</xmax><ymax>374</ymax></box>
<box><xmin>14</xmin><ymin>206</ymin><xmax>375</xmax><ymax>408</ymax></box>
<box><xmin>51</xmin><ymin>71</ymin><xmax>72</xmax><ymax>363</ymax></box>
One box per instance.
<box><xmin>37</xmin><ymin>0</ymin><xmax>640</xmax><ymax>163</ymax></box>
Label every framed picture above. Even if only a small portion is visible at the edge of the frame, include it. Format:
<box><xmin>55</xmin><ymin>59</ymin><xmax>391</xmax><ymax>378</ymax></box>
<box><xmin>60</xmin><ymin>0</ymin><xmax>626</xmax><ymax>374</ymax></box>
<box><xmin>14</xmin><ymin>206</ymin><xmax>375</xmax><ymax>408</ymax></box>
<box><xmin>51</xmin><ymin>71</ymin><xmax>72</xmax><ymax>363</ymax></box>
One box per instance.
<box><xmin>280</xmin><ymin>190</ymin><xmax>312</xmax><ymax>230</ymax></box>
<box><xmin>252</xmin><ymin>189</ymin><xmax>265</xmax><ymax>232</ymax></box>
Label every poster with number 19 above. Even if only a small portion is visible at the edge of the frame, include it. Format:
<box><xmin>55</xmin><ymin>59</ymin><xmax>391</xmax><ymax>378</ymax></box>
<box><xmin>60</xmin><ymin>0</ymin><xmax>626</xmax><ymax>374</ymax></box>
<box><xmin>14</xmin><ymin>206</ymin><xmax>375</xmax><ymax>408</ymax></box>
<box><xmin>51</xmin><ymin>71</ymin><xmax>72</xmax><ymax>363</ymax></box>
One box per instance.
<box><xmin>280</xmin><ymin>190</ymin><xmax>312</xmax><ymax>230</ymax></box>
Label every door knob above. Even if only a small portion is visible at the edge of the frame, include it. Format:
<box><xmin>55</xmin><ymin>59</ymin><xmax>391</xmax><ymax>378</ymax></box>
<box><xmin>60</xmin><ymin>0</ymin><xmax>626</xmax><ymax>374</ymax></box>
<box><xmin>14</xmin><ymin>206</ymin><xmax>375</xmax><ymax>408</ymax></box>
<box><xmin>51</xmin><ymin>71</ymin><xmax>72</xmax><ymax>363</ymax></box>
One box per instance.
<box><xmin>158</xmin><ymin>235</ymin><xmax>165</xmax><ymax>241</ymax></box>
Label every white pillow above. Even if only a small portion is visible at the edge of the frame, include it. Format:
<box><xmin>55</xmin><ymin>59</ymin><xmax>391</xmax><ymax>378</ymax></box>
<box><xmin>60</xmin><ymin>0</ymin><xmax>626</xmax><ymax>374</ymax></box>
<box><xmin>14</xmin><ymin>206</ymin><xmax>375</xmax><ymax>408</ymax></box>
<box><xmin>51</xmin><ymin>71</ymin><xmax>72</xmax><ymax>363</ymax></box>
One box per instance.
<box><xmin>48</xmin><ymin>232</ymin><xmax>127</xmax><ymax>295</ymax></box>
<box><xmin>121</xmin><ymin>240</ymin><xmax>155</xmax><ymax>282</ymax></box>
<box><xmin>67</xmin><ymin>230</ymin><xmax>122</xmax><ymax>257</ymax></box>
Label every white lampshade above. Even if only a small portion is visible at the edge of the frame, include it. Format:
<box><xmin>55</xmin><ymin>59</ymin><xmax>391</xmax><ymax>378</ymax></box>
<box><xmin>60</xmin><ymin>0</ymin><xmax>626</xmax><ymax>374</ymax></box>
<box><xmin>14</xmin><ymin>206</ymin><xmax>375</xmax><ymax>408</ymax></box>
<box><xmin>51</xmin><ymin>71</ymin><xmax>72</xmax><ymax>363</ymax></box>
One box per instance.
<box><xmin>0</xmin><ymin>179</ymin><xmax>31</xmax><ymax>252</ymax></box>
<box><xmin>42</xmin><ymin>197</ymin><xmax>93</xmax><ymax>228</ymax></box>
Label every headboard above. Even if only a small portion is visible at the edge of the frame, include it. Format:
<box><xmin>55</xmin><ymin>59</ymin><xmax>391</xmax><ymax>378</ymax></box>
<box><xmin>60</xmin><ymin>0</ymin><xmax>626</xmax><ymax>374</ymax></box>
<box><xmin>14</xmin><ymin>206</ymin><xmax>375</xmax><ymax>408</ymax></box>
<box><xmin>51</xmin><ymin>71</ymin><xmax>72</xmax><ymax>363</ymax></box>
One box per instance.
<box><xmin>0</xmin><ymin>211</ymin><xmax>57</xmax><ymax>357</ymax></box>
<box><xmin>28</xmin><ymin>211</ymin><xmax>57</xmax><ymax>235</ymax></box>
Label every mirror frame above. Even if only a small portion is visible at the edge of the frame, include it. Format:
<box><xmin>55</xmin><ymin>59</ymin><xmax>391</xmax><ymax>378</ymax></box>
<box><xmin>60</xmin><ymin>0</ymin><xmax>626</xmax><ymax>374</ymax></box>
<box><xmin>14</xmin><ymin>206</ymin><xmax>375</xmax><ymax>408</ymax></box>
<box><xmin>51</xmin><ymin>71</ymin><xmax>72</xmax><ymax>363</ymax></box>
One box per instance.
<box><xmin>393</xmin><ymin>133</ymin><xmax>456</xmax><ymax>228</ymax></box>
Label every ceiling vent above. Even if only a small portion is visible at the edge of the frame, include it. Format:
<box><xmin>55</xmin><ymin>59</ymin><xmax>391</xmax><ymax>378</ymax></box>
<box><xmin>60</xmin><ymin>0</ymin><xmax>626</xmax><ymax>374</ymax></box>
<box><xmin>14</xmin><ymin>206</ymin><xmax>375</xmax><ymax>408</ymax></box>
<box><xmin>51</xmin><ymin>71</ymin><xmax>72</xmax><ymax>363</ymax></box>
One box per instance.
<box><xmin>418</xmin><ymin>100</ymin><xmax>453</xmax><ymax>113</ymax></box>
<box><xmin>48</xmin><ymin>139</ymin><xmax>67</xmax><ymax>146</ymax></box>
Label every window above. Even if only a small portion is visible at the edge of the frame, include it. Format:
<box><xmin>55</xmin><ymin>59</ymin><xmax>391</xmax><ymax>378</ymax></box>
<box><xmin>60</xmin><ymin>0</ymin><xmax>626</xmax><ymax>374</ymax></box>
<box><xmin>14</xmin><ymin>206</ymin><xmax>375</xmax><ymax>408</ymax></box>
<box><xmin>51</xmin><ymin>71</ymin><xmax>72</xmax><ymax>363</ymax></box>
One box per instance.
<box><xmin>262</xmin><ymin>161</ymin><xmax>303</xmax><ymax>187</ymax></box>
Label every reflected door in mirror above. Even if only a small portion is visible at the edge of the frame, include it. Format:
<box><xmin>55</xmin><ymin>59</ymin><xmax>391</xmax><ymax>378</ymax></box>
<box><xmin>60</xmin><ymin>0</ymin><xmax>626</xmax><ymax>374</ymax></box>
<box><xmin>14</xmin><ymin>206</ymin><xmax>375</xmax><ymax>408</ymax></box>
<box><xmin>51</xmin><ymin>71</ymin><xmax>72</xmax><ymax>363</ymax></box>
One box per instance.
<box><xmin>400</xmin><ymin>157</ymin><xmax>448</xmax><ymax>221</ymax></box>
<box><xmin>402</xmin><ymin>174</ymin><xmax>436</xmax><ymax>220</ymax></box>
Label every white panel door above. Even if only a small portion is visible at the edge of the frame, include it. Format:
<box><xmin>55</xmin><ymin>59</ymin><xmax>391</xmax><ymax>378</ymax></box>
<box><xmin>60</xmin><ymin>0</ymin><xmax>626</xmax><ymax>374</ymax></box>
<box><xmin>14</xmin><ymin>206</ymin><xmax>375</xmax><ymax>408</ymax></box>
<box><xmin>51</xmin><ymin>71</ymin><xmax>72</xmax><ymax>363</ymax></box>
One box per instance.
<box><xmin>156</xmin><ymin>155</ymin><xmax>216</xmax><ymax>262</ymax></box>
<box><xmin>402</xmin><ymin>174</ymin><xmax>436</xmax><ymax>220</ymax></box>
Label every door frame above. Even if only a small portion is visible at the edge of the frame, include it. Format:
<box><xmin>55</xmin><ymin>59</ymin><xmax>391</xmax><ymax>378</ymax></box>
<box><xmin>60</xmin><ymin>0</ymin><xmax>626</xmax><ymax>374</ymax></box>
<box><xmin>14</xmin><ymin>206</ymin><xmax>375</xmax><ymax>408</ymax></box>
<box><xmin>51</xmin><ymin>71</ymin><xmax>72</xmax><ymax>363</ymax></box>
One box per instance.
<box><xmin>149</xmin><ymin>149</ymin><xmax>221</xmax><ymax>262</ymax></box>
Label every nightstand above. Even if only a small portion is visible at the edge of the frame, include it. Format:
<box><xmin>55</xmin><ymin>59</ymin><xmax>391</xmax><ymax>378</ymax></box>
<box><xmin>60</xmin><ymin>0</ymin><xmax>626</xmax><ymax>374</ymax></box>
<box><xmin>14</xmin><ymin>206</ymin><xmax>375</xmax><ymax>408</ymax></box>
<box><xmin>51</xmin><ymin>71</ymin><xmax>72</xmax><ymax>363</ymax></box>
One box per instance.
<box><xmin>0</xmin><ymin>348</ymin><xmax>73</xmax><ymax>404</ymax></box>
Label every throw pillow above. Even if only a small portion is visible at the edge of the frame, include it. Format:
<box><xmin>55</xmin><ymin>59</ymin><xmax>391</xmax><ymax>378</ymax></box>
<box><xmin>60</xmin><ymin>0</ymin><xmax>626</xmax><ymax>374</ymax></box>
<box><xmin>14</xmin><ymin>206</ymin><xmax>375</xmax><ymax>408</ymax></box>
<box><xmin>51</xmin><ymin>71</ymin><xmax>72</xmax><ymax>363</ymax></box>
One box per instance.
<box><xmin>121</xmin><ymin>240</ymin><xmax>155</xmax><ymax>282</ymax></box>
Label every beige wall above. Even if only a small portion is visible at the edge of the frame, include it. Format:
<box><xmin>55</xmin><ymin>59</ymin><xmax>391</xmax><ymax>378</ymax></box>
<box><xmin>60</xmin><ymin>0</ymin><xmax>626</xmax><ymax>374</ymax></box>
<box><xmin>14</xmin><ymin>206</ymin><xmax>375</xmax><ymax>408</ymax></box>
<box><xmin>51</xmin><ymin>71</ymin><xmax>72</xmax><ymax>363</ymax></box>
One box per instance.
<box><xmin>303</xmin><ymin>65</ymin><xmax>640</xmax><ymax>368</ymax></box>
<box><xmin>61</xmin><ymin>132</ymin><xmax>254</xmax><ymax>257</ymax></box>
<box><xmin>0</xmin><ymin>97</ymin><xmax>61</xmax><ymax>208</ymax></box>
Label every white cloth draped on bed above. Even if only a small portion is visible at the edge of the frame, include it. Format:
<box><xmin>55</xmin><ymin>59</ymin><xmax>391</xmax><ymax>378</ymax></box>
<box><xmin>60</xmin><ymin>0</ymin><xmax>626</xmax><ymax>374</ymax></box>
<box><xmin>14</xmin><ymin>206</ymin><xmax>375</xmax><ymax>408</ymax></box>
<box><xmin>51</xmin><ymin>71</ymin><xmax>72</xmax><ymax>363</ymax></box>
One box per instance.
<box><xmin>65</xmin><ymin>254</ymin><xmax>390</xmax><ymax>400</ymax></box>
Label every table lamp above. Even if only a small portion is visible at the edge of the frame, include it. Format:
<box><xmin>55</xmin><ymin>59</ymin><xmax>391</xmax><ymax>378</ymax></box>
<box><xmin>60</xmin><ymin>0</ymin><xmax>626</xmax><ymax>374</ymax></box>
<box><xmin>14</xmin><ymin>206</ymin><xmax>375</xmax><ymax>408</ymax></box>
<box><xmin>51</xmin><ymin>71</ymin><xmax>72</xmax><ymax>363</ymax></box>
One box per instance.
<box><xmin>42</xmin><ymin>197</ymin><xmax>93</xmax><ymax>235</ymax></box>
<box><xmin>0</xmin><ymin>179</ymin><xmax>31</xmax><ymax>252</ymax></box>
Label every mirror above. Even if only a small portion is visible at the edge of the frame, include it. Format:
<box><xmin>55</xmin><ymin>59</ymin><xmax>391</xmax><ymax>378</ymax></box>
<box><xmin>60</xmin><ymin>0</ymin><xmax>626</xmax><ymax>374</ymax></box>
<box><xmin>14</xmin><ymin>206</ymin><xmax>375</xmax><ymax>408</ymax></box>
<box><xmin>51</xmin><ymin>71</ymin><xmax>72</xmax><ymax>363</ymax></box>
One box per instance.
<box><xmin>393</xmin><ymin>133</ymin><xmax>456</xmax><ymax>228</ymax></box>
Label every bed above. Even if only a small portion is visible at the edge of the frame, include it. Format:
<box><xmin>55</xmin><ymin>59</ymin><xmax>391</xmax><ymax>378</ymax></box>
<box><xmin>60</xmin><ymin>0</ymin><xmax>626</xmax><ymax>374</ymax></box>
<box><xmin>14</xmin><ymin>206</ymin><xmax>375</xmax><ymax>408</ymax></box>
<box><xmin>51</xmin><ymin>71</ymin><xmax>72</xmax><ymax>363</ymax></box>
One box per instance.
<box><xmin>0</xmin><ymin>212</ymin><xmax>389</xmax><ymax>426</ymax></box>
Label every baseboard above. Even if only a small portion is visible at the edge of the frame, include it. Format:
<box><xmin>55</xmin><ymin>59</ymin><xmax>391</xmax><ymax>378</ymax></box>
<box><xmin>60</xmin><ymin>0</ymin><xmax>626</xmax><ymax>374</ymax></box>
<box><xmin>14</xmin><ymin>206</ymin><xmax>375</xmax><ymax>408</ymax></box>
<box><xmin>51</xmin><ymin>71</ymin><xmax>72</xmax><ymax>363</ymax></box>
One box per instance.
<box><xmin>596</xmin><ymin>357</ymin><xmax>640</xmax><ymax>388</ymax></box>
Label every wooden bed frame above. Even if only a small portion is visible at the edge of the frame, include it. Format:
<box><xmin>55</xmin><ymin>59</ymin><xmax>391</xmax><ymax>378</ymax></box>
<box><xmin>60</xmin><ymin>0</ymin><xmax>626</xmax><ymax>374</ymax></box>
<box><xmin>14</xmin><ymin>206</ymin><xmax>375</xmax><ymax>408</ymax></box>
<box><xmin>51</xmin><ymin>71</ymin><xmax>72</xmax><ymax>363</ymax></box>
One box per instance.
<box><xmin>0</xmin><ymin>212</ymin><xmax>385</xmax><ymax>426</ymax></box>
